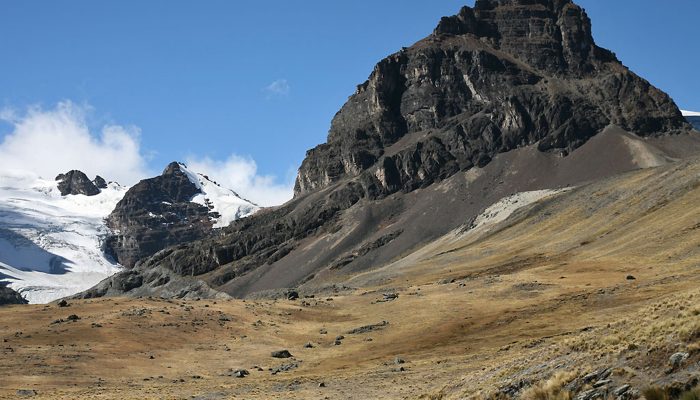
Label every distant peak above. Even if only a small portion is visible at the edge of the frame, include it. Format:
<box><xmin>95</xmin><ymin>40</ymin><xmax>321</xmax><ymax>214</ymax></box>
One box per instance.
<box><xmin>681</xmin><ymin>110</ymin><xmax>700</xmax><ymax>117</ymax></box>
<box><xmin>55</xmin><ymin>170</ymin><xmax>101</xmax><ymax>197</ymax></box>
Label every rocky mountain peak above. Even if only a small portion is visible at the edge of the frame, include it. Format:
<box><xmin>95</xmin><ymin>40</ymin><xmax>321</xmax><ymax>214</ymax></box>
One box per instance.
<box><xmin>294</xmin><ymin>0</ymin><xmax>688</xmax><ymax>197</ymax></box>
<box><xmin>105</xmin><ymin>161</ymin><xmax>257</xmax><ymax>268</ymax></box>
<box><xmin>55</xmin><ymin>170</ymin><xmax>102</xmax><ymax>196</ymax></box>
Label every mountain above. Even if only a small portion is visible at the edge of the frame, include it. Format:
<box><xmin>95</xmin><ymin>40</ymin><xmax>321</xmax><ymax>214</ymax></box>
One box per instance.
<box><xmin>105</xmin><ymin>162</ymin><xmax>258</xmax><ymax>269</ymax></box>
<box><xmin>683</xmin><ymin>110</ymin><xmax>700</xmax><ymax>130</ymax></box>
<box><xmin>0</xmin><ymin>163</ymin><xmax>257</xmax><ymax>303</ymax></box>
<box><xmin>78</xmin><ymin>0</ymin><xmax>698</xmax><ymax>300</ymax></box>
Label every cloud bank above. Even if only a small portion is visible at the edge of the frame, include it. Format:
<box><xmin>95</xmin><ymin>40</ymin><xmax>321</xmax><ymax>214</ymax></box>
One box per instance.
<box><xmin>184</xmin><ymin>155</ymin><xmax>294</xmax><ymax>207</ymax></box>
<box><xmin>0</xmin><ymin>101</ymin><xmax>295</xmax><ymax>206</ymax></box>
<box><xmin>0</xmin><ymin>101</ymin><xmax>151</xmax><ymax>185</ymax></box>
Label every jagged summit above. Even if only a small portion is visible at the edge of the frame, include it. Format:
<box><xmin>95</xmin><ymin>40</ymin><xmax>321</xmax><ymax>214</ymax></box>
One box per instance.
<box><xmin>294</xmin><ymin>0</ymin><xmax>688</xmax><ymax>196</ymax></box>
<box><xmin>105</xmin><ymin>161</ymin><xmax>258</xmax><ymax>268</ymax></box>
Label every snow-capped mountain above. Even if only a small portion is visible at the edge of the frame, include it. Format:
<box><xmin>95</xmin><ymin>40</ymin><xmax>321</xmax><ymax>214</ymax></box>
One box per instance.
<box><xmin>0</xmin><ymin>170</ymin><xmax>126</xmax><ymax>303</ymax></box>
<box><xmin>0</xmin><ymin>163</ymin><xmax>258</xmax><ymax>304</ymax></box>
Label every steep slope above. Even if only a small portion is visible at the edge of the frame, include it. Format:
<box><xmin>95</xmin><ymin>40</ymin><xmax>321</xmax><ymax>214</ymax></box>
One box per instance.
<box><xmin>80</xmin><ymin>0</ymin><xmax>697</xmax><ymax>300</ymax></box>
<box><xmin>0</xmin><ymin>170</ymin><xmax>126</xmax><ymax>303</ymax></box>
<box><xmin>105</xmin><ymin>162</ymin><xmax>258</xmax><ymax>268</ymax></box>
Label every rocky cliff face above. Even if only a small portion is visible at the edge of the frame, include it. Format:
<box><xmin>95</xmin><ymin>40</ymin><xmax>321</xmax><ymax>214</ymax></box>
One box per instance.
<box><xmin>105</xmin><ymin>162</ymin><xmax>217</xmax><ymax>268</ymax></box>
<box><xmin>79</xmin><ymin>0</ymin><xmax>695</xmax><ymax>300</ymax></box>
<box><xmin>294</xmin><ymin>0</ymin><xmax>688</xmax><ymax>197</ymax></box>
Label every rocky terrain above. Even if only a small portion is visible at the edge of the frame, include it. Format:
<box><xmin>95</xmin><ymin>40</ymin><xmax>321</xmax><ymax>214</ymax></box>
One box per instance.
<box><xmin>3</xmin><ymin>0</ymin><xmax>700</xmax><ymax>398</ymax></box>
<box><xmin>4</xmin><ymin>155</ymin><xmax>700</xmax><ymax>398</ymax></box>
<box><xmin>80</xmin><ymin>0</ymin><xmax>696</xmax><ymax>301</ymax></box>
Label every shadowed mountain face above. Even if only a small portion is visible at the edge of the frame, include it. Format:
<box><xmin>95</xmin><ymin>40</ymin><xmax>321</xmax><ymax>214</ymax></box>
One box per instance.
<box><xmin>78</xmin><ymin>0</ymin><xmax>696</xmax><ymax>300</ymax></box>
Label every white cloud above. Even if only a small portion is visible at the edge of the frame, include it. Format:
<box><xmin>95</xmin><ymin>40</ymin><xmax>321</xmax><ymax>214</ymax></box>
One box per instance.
<box><xmin>0</xmin><ymin>101</ymin><xmax>152</xmax><ymax>185</ymax></box>
<box><xmin>184</xmin><ymin>154</ymin><xmax>294</xmax><ymax>207</ymax></box>
<box><xmin>263</xmin><ymin>79</ymin><xmax>291</xmax><ymax>97</ymax></box>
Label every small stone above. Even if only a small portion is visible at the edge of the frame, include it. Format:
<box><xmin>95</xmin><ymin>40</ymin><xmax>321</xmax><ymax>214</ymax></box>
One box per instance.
<box><xmin>16</xmin><ymin>389</ymin><xmax>37</xmax><ymax>397</ymax></box>
<box><xmin>66</xmin><ymin>314</ymin><xmax>80</xmax><ymax>321</ymax></box>
<box><xmin>57</xmin><ymin>300</ymin><xmax>69</xmax><ymax>307</ymax></box>
<box><xmin>318</xmin><ymin>382</ymin><xmax>326</xmax><ymax>388</ymax></box>
<box><xmin>394</xmin><ymin>357</ymin><xmax>405</xmax><ymax>365</ymax></box>
<box><xmin>231</xmin><ymin>369</ymin><xmax>248</xmax><ymax>378</ymax></box>
<box><xmin>334</xmin><ymin>340</ymin><xmax>342</xmax><ymax>346</ymax></box>
<box><xmin>271</xmin><ymin>350</ymin><xmax>293</xmax><ymax>358</ymax></box>
<box><xmin>319</xmin><ymin>328</ymin><xmax>328</xmax><ymax>334</ymax></box>
<box><xmin>287</xmin><ymin>290</ymin><xmax>299</xmax><ymax>300</ymax></box>
<box><xmin>335</xmin><ymin>335</ymin><xmax>345</xmax><ymax>341</ymax></box>
<box><xmin>304</xmin><ymin>342</ymin><xmax>314</xmax><ymax>348</ymax></box>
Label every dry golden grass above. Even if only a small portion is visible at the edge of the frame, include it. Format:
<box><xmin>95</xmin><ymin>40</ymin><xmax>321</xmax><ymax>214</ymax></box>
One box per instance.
<box><xmin>3</xmin><ymin>160</ymin><xmax>700</xmax><ymax>398</ymax></box>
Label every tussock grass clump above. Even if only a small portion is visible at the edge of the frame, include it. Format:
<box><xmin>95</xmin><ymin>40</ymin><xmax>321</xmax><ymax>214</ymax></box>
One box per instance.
<box><xmin>520</xmin><ymin>371</ymin><xmax>576</xmax><ymax>400</ymax></box>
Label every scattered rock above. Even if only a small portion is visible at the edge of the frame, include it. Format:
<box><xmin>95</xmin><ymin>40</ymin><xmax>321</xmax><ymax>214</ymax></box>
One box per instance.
<box><xmin>271</xmin><ymin>350</ymin><xmax>293</xmax><ymax>359</ymax></box>
<box><xmin>346</xmin><ymin>321</ymin><xmax>389</xmax><ymax>335</ymax></box>
<box><xmin>319</xmin><ymin>328</ymin><xmax>328</xmax><ymax>335</ymax></box>
<box><xmin>231</xmin><ymin>369</ymin><xmax>249</xmax><ymax>378</ymax></box>
<box><xmin>66</xmin><ymin>314</ymin><xmax>80</xmax><ymax>321</ymax></box>
<box><xmin>318</xmin><ymin>382</ymin><xmax>326</xmax><ymax>388</ymax></box>
<box><xmin>670</xmin><ymin>352</ymin><xmax>689</xmax><ymax>369</ymax></box>
<box><xmin>394</xmin><ymin>357</ymin><xmax>405</xmax><ymax>365</ymax></box>
<box><xmin>271</xmin><ymin>362</ymin><xmax>298</xmax><ymax>375</ymax></box>
<box><xmin>626</xmin><ymin>275</ymin><xmax>636</xmax><ymax>280</ymax></box>
<box><xmin>335</xmin><ymin>335</ymin><xmax>345</xmax><ymax>341</ymax></box>
<box><xmin>57</xmin><ymin>299</ymin><xmax>69</xmax><ymax>308</ymax></box>
<box><xmin>303</xmin><ymin>342</ymin><xmax>314</xmax><ymax>349</ymax></box>
<box><xmin>16</xmin><ymin>389</ymin><xmax>37</xmax><ymax>397</ymax></box>
<box><xmin>286</xmin><ymin>290</ymin><xmax>299</xmax><ymax>300</ymax></box>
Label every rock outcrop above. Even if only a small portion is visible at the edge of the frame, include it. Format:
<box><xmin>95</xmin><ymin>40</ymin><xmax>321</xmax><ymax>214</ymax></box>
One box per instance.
<box><xmin>80</xmin><ymin>0</ymin><xmax>696</xmax><ymax>300</ymax></box>
<box><xmin>55</xmin><ymin>170</ymin><xmax>101</xmax><ymax>196</ymax></box>
<box><xmin>105</xmin><ymin>162</ymin><xmax>218</xmax><ymax>268</ymax></box>
<box><xmin>0</xmin><ymin>284</ymin><xmax>27</xmax><ymax>306</ymax></box>
<box><xmin>105</xmin><ymin>162</ymin><xmax>257</xmax><ymax>268</ymax></box>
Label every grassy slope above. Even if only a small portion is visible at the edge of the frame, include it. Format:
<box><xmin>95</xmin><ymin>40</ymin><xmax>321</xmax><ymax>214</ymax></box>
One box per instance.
<box><xmin>2</xmin><ymin>158</ymin><xmax>700</xmax><ymax>399</ymax></box>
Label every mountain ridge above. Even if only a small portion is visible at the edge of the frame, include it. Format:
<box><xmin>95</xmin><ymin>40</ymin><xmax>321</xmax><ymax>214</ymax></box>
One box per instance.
<box><xmin>75</xmin><ymin>0</ymin><xmax>697</xmax><ymax>301</ymax></box>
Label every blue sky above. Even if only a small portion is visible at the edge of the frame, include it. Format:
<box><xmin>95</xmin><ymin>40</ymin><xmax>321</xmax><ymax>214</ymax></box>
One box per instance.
<box><xmin>0</xmin><ymin>1</ymin><xmax>698</xmax><ymax>204</ymax></box>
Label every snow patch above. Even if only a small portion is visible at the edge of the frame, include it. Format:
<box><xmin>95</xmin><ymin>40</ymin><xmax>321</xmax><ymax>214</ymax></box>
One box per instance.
<box><xmin>681</xmin><ymin>110</ymin><xmax>700</xmax><ymax>117</ymax></box>
<box><xmin>178</xmin><ymin>163</ymin><xmax>258</xmax><ymax>228</ymax></box>
<box><xmin>467</xmin><ymin>189</ymin><xmax>568</xmax><ymax>235</ymax></box>
<box><xmin>0</xmin><ymin>171</ymin><xmax>127</xmax><ymax>303</ymax></box>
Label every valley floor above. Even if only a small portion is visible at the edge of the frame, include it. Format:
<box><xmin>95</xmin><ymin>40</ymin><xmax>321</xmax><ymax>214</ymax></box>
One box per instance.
<box><xmin>3</xmin><ymin>159</ymin><xmax>700</xmax><ymax>399</ymax></box>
